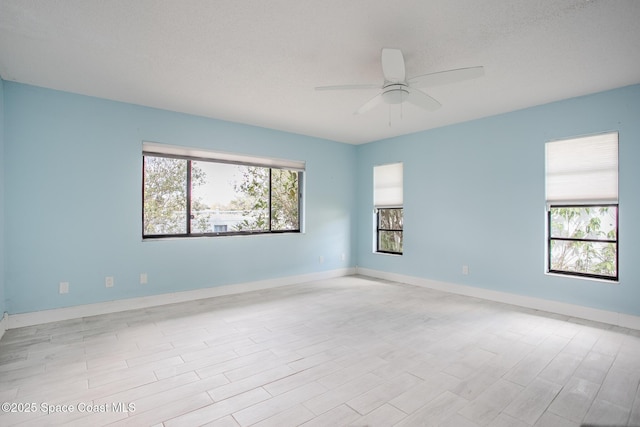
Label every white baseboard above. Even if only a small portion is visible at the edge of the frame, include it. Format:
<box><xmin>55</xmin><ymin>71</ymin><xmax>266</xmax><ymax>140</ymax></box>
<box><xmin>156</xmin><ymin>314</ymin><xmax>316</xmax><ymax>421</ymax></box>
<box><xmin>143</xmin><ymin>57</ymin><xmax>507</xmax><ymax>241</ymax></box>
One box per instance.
<box><xmin>0</xmin><ymin>312</ymin><xmax>7</xmax><ymax>341</ymax></box>
<box><xmin>357</xmin><ymin>267</ymin><xmax>640</xmax><ymax>331</ymax></box>
<box><xmin>9</xmin><ymin>266</ymin><xmax>638</xmax><ymax>332</ymax></box>
<box><xmin>7</xmin><ymin>268</ymin><xmax>355</xmax><ymax>329</ymax></box>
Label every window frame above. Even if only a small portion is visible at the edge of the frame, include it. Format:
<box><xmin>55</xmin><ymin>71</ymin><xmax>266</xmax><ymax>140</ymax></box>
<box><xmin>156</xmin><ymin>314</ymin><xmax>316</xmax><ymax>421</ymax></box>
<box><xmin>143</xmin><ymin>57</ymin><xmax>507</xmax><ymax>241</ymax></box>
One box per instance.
<box><xmin>544</xmin><ymin>132</ymin><xmax>619</xmax><ymax>282</ymax></box>
<box><xmin>142</xmin><ymin>152</ymin><xmax>303</xmax><ymax>239</ymax></box>
<box><xmin>376</xmin><ymin>207</ymin><xmax>403</xmax><ymax>255</ymax></box>
<box><xmin>373</xmin><ymin>162</ymin><xmax>403</xmax><ymax>256</ymax></box>
<box><xmin>547</xmin><ymin>204</ymin><xmax>619</xmax><ymax>281</ymax></box>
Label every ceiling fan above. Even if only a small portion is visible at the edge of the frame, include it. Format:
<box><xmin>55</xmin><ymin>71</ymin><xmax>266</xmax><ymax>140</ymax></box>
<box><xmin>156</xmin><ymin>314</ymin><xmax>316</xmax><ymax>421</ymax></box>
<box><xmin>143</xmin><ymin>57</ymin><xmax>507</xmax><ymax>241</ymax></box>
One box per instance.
<box><xmin>316</xmin><ymin>48</ymin><xmax>484</xmax><ymax>114</ymax></box>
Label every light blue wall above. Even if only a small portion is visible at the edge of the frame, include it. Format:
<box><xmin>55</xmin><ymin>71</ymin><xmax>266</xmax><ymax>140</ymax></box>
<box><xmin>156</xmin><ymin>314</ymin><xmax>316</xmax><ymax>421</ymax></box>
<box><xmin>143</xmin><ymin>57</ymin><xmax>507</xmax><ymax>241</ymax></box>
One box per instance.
<box><xmin>3</xmin><ymin>81</ymin><xmax>639</xmax><ymax>318</ymax></box>
<box><xmin>0</xmin><ymin>78</ymin><xmax>5</xmax><ymax>317</ymax></box>
<box><xmin>355</xmin><ymin>85</ymin><xmax>640</xmax><ymax>316</ymax></box>
<box><xmin>4</xmin><ymin>82</ymin><xmax>356</xmax><ymax>314</ymax></box>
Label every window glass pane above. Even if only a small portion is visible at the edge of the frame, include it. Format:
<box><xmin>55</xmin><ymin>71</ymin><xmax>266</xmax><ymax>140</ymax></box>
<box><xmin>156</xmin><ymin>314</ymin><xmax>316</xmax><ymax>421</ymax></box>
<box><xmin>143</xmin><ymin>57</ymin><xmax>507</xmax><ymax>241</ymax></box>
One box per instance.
<box><xmin>143</xmin><ymin>150</ymin><xmax>304</xmax><ymax>239</ymax></box>
<box><xmin>550</xmin><ymin>240</ymin><xmax>617</xmax><ymax>278</ymax></box>
<box><xmin>191</xmin><ymin>162</ymin><xmax>270</xmax><ymax>233</ymax></box>
<box><xmin>191</xmin><ymin>161</ymin><xmax>239</xmax><ymax>233</ymax></box>
<box><xmin>379</xmin><ymin>231</ymin><xmax>403</xmax><ymax>253</ymax></box>
<box><xmin>550</xmin><ymin>206</ymin><xmax>616</xmax><ymax>240</ymax></box>
<box><xmin>379</xmin><ymin>208</ymin><xmax>403</xmax><ymax>230</ymax></box>
<box><xmin>271</xmin><ymin>169</ymin><xmax>299</xmax><ymax>231</ymax></box>
<box><xmin>143</xmin><ymin>156</ymin><xmax>187</xmax><ymax>235</ymax></box>
<box><xmin>190</xmin><ymin>161</ymin><xmax>213</xmax><ymax>233</ymax></box>
<box><xmin>231</xmin><ymin>165</ymin><xmax>270</xmax><ymax>232</ymax></box>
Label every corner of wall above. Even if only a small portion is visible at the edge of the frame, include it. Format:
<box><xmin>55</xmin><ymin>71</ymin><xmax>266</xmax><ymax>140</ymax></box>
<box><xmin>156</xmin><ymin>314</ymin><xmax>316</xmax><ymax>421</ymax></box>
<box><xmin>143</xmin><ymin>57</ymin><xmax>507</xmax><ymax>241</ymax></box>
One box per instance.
<box><xmin>0</xmin><ymin>77</ymin><xmax>6</xmax><ymax>324</ymax></box>
<box><xmin>0</xmin><ymin>312</ymin><xmax>7</xmax><ymax>341</ymax></box>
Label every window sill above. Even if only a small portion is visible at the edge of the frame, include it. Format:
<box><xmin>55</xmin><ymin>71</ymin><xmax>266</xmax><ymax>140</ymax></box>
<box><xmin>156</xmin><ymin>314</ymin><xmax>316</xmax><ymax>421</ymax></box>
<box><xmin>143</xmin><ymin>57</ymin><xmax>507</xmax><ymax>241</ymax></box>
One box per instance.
<box><xmin>142</xmin><ymin>231</ymin><xmax>303</xmax><ymax>242</ymax></box>
<box><xmin>374</xmin><ymin>251</ymin><xmax>402</xmax><ymax>257</ymax></box>
<box><xmin>544</xmin><ymin>271</ymin><xmax>619</xmax><ymax>284</ymax></box>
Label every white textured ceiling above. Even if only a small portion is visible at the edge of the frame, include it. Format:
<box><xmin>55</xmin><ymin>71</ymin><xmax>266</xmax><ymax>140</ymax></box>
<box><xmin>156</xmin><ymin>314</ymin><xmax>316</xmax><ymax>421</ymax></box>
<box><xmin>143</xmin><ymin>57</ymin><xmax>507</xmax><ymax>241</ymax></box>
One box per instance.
<box><xmin>1</xmin><ymin>0</ymin><xmax>639</xmax><ymax>144</ymax></box>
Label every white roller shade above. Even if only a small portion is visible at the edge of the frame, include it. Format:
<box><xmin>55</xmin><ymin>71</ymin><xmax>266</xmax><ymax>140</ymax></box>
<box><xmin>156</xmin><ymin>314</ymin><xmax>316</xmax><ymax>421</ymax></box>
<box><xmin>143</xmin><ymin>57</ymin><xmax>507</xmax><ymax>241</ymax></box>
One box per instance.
<box><xmin>374</xmin><ymin>162</ymin><xmax>403</xmax><ymax>207</ymax></box>
<box><xmin>545</xmin><ymin>132</ymin><xmax>618</xmax><ymax>205</ymax></box>
<box><xmin>143</xmin><ymin>141</ymin><xmax>305</xmax><ymax>171</ymax></box>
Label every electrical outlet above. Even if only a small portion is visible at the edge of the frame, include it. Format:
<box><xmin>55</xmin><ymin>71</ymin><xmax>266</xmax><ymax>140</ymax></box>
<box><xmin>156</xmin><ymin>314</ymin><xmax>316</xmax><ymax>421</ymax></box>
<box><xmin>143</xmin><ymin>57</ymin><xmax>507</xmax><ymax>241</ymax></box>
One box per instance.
<box><xmin>341</xmin><ymin>253</ymin><xmax>346</xmax><ymax>262</ymax></box>
<box><xmin>319</xmin><ymin>256</ymin><xmax>324</xmax><ymax>264</ymax></box>
<box><xmin>140</xmin><ymin>273</ymin><xmax>148</xmax><ymax>284</ymax></box>
<box><xmin>59</xmin><ymin>282</ymin><xmax>69</xmax><ymax>294</ymax></box>
<box><xmin>462</xmin><ymin>265</ymin><xmax>469</xmax><ymax>275</ymax></box>
<box><xmin>105</xmin><ymin>276</ymin><xmax>114</xmax><ymax>288</ymax></box>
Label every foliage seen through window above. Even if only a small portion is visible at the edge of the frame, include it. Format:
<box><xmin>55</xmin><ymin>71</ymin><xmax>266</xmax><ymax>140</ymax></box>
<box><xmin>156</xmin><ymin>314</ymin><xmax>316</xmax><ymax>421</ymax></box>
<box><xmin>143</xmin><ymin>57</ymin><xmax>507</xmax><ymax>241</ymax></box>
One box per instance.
<box><xmin>377</xmin><ymin>208</ymin><xmax>403</xmax><ymax>254</ymax></box>
<box><xmin>548</xmin><ymin>205</ymin><xmax>617</xmax><ymax>280</ymax></box>
<box><xmin>143</xmin><ymin>155</ymin><xmax>301</xmax><ymax>237</ymax></box>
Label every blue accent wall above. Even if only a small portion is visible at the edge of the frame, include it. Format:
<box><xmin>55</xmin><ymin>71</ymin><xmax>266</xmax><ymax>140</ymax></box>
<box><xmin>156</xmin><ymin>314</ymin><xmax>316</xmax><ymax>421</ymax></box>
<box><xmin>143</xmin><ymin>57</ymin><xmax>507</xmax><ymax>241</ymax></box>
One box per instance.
<box><xmin>4</xmin><ymin>82</ymin><xmax>356</xmax><ymax>314</ymax></box>
<box><xmin>355</xmin><ymin>85</ymin><xmax>640</xmax><ymax>316</ymax></box>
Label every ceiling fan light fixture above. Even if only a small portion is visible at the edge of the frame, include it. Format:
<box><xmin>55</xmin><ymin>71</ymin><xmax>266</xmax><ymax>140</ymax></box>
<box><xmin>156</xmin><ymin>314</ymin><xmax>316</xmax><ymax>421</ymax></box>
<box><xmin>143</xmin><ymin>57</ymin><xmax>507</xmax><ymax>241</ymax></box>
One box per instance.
<box><xmin>382</xmin><ymin>86</ymin><xmax>409</xmax><ymax>104</ymax></box>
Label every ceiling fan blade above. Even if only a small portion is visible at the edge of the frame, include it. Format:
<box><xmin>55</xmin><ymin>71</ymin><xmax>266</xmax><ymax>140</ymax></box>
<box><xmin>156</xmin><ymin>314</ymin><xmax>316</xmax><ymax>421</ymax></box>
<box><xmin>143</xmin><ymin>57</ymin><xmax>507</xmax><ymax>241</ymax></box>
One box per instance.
<box><xmin>315</xmin><ymin>84</ymin><xmax>380</xmax><ymax>91</ymax></box>
<box><xmin>408</xmin><ymin>66</ymin><xmax>484</xmax><ymax>88</ymax></box>
<box><xmin>355</xmin><ymin>93</ymin><xmax>383</xmax><ymax>115</ymax></box>
<box><xmin>381</xmin><ymin>48</ymin><xmax>405</xmax><ymax>83</ymax></box>
<box><xmin>406</xmin><ymin>87</ymin><xmax>441</xmax><ymax>111</ymax></box>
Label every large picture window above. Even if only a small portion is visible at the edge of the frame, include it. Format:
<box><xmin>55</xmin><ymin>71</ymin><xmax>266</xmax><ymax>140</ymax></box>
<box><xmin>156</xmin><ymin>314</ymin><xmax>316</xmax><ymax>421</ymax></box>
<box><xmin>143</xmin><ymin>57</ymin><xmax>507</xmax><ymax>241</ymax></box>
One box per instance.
<box><xmin>374</xmin><ymin>162</ymin><xmax>403</xmax><ymax>255</ymax></box>
<box><xmin>545</xmin><ymin>132</ymin><xmax>618</xmax><ymax>280</ymax></box>
<box><xmin>143</xmin><ymin>143</ymin><xmax>304</xmax><ymax>238</ymax></box>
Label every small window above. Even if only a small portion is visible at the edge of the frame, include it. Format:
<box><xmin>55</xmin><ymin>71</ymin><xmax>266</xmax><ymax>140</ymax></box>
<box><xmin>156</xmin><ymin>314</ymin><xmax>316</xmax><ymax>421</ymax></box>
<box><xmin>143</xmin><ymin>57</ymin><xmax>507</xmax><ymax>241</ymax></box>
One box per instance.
<box><xmin>545</xmin><ymin>132</ymin><xmax>618</xmax><ymax>280</ymax></box>
<box><xmin>548</xmin><ymin>205</ymin><xmax>618</xmax><ymax>280</ymax></box>
<box><xmin>377</xmin><ymin>208</ymin><xmax>403</xmax><ymax>254</ymax></box>
<box><xmin>374</xmin><ymin>163</ymin><xmax>403</xmax><ymax>255</ymax></box>
<box><xmin>142</xmin><ymin>143</ymin><xmax>304</xmax><ymax>239</ymax></box>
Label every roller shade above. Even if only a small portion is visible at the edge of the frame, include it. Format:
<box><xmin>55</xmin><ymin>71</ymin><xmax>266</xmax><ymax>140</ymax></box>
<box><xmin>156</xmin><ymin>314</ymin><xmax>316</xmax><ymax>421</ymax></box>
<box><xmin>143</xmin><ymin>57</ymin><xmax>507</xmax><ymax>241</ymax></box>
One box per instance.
<box><xmin>374</xmin><ymin>162</ymin><xmax>403</xmax><ymax>207</ymax></box>
<box><xmin>143</xmin><ymin>141</ymin><xmax>305</xmax><ymax>171</ymax></box>
<box><xmin>545</xmin><ymin>132</ymin><xmax>618</xmax><ymax>205</ymax></box>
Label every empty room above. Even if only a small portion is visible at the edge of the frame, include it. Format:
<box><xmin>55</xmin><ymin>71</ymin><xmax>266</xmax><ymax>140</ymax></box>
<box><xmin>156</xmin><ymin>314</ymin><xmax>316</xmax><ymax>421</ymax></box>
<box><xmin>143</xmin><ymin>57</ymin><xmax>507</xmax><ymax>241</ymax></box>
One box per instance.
<box><xmin>1</xmin><ymin>1</ymin><xmax>640</xmax><ymax>426</ymax></box>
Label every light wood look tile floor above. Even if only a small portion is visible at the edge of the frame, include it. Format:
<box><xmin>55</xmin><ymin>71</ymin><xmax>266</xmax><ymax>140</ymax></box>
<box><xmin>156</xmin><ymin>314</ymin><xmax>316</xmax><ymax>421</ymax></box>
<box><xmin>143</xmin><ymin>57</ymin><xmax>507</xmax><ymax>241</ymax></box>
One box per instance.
<box><xmin>1</xmin><ymin>276</ymin><xmax>640</xmax><ymax>426</ymax></box>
